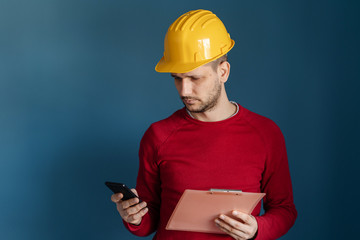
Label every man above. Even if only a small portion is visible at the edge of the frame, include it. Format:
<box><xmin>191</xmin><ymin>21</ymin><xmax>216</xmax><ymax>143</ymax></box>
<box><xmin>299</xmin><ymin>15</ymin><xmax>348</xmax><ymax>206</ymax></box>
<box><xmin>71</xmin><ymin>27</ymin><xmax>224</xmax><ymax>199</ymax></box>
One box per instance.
<box><xmin>111</xmin><ymin>9</ymin><xmax>297</xmax><ymax>240</ymax></box>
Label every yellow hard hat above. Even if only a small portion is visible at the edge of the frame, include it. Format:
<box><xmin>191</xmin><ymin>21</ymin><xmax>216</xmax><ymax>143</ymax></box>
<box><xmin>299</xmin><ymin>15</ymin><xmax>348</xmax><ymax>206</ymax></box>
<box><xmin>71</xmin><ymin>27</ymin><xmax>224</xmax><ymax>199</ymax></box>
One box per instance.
<box><xmin>155</xmin><ymin>9</ymin><xmax>235</xmax><ymax>73</ymax></box>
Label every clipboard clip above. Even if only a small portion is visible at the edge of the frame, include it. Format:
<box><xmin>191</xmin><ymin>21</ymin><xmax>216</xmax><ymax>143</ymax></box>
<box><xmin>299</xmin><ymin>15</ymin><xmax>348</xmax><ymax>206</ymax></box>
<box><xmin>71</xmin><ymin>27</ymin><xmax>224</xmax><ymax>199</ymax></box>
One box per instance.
<box><xmin>209</xmin><ymin>189</ymin><xmax>243</xmax><ymax>195</ymax></box>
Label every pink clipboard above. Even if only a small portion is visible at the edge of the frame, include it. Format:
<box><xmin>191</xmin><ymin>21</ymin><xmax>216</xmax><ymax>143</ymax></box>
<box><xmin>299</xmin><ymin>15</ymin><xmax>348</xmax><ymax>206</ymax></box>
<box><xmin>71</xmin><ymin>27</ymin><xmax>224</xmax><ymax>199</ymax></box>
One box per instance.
<box><xmin>166</xmin><ymin>189</ymin><xmax>265</xmax><ymax>234</ymax></box>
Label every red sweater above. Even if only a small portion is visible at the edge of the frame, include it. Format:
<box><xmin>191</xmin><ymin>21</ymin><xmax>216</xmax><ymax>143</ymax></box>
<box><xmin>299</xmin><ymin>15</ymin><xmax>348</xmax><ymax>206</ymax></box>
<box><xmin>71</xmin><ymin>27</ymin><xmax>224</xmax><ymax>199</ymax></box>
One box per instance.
<box><xmin>124</xmin><ymin>104</ymin><xmax>297</xmax><ymax>239</ymax></box>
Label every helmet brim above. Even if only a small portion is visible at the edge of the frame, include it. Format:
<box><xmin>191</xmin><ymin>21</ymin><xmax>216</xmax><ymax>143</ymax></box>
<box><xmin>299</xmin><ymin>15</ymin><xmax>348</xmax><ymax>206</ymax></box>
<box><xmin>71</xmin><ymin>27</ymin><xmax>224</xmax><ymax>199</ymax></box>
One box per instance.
<box><xmin>155</xmin><ymin>40</ymin><xmax>235</xmax><ymax>73</ymax></box>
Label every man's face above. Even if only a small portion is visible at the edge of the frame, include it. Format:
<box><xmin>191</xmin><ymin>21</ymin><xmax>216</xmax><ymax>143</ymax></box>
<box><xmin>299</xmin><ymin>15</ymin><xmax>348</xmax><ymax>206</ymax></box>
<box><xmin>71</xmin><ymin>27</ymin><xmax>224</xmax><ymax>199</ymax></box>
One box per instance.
<box><xmin>171</xmin><ymin>64</ymin><xmax>222</xmax><ymax>113</ymax></box>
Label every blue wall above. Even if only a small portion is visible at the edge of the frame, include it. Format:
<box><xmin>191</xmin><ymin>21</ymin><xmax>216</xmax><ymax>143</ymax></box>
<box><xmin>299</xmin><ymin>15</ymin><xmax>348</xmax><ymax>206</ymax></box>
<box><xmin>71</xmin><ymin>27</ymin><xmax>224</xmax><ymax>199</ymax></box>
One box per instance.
<box><xmin>1</xmin><ymin>0</ymin><xmax>359</xmax><ymax>239</ymax></box>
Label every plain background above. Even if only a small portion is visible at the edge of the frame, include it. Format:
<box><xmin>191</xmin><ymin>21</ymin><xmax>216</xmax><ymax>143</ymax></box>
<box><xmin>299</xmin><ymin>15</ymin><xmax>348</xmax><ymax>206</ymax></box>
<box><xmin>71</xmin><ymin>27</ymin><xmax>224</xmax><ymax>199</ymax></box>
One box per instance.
<box><xmin>1</xmin><ymin>0</ymin><xmax>359</xmax><ymax>239</ymax></box>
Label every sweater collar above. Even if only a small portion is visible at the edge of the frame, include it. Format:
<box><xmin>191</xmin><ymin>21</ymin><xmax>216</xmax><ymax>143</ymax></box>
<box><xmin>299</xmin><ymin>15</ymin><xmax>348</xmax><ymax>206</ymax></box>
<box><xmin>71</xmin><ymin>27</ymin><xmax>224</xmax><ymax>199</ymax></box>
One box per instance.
<box><xmin>185</xmin><ymin>101</ymin><xmax>239</xmax><ymax>121</ymax></box>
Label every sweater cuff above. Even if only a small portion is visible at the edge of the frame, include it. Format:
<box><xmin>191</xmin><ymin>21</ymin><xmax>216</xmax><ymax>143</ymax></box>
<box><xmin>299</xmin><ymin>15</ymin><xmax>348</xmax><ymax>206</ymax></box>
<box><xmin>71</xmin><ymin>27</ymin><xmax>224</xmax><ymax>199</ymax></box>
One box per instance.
<box><xmin>123</xmin><ymin>219</ymin><xmax>142</xmax><ymax>232</ymax></box>
<box><xmin>123</xmin><ymin>213</ymin><xmax>151</xmax><ymax>236</ymax></box>
<box><xmin>253</xmin><ymin>216</ymin><xmax>263</xmax><ymax>240</ymax></box>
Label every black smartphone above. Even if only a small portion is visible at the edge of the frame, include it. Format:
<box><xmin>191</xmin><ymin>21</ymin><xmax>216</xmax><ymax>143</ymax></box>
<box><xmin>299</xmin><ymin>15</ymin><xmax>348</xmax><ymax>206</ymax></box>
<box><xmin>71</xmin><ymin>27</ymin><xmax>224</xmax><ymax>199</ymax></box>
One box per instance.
<box><xmin>105</xmin><ymin>181</ymin><xmax>142</xmax><ymax>202</ymax></box>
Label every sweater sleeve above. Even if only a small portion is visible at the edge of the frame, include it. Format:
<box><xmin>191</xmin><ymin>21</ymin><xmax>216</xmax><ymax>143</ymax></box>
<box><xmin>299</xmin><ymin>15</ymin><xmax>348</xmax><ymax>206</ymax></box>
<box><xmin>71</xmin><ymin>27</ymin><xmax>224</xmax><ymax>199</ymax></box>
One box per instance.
<box><xmin>254</xmin><ymin>121</ymin><xmax>297</xmax><ymax>240</ymax></box>
<box><xmin>123</xmin><ymin>125</ymin><xmax>161</xmax><ymax>236</ymax></box>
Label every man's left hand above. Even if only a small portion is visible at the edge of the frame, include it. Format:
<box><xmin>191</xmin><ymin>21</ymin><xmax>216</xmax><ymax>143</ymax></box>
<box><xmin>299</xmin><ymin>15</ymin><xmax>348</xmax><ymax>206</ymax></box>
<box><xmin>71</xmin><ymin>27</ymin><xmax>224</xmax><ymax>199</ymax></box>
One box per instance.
<box><xmin>215</xmin><ymin>211</ymin><xmax>258</xmax><ymax>240</ymax></box>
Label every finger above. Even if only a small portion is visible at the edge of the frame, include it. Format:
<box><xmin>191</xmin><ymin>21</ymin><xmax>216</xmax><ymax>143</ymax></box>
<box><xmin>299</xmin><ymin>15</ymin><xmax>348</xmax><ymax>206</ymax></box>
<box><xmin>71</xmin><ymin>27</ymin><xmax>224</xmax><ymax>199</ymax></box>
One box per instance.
<box><xmin>216</xmin><ymin>224</ymin><xmax>246</xmax><ymax>240</ymax></box>
<box><xmin>232</xmin><ymin>211</ymin><xmax>258</xmax><ymax>237</ymax></box>
<box><xmin>124</xmin><ymin>201</ymin><xmax>147</xmax><ymax>216</ymax></box>
<box><xmin>131</xmin><ymin>188</ymin><xmax>139</xmax><ymax>197</ymax></box>
<box><xmin>225</xmin><ymin>230</ymin><xmax>246</xmax><ymax>240</ymax></box>
<box><xmin>127</xmin><ymin>207</ymin><xmax>149</xmax><ymax>223</ymax></box>
<box><xmin>215</xmin><ymin>218</ymin><xmax>247</xmax><ymax>239</ymax></box>
<box><xmin>232</xmin><ymin>211</ymin><xmax>254</xmax><ymax>225</ymax></box>
<box><xmin>111</xmin><ymin>193</ymin><xmax>123</xmax><ymax>203</ymax></box>
<box><xmin>121</xmin><ymin>197</ymin><xmax>140</xmax><ymax>209</ymax></box>
<box><xmin>219</xmin><ymin>214</ymin><xmax>248</xmax><ymax>232</ymax></box>
<box><xmin>219</xmin><ymin>226</ymin><xmax>246</xmax><ymax>240</ymax></box>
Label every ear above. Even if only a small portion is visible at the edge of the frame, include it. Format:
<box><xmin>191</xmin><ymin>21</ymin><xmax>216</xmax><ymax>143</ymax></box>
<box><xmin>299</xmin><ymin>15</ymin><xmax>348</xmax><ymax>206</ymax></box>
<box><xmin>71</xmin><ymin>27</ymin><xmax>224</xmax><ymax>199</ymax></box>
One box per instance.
<box><xmin>217</xmin><ymin>61</ymin><xmax>230</xmax><ymax>83</ymax></box>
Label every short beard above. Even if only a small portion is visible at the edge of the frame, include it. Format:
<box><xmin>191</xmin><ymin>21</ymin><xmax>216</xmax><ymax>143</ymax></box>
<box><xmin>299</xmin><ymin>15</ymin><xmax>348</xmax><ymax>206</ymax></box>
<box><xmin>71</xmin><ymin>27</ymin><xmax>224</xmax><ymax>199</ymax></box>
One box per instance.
<box><xmin>182</xmin><ymin>81</ymin><xmax>222</xmax><ymax>113</ymax></box>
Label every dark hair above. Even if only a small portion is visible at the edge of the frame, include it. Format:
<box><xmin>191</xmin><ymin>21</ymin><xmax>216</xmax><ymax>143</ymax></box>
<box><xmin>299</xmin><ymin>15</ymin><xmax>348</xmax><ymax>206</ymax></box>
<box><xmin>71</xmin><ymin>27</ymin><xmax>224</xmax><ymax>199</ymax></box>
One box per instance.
<box><xmin>208</xmin><ymin>54</ymin><xmax>228</xmax><ymax>72</ymax></box>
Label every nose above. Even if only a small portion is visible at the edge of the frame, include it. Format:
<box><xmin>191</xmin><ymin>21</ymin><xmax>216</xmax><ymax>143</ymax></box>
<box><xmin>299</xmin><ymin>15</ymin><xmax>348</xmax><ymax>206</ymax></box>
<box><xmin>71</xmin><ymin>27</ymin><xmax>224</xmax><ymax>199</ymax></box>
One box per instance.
<box><xmin>178</xmin><ymin>78</ymin><xmax>193</xmax><ymax>96</ymax></box>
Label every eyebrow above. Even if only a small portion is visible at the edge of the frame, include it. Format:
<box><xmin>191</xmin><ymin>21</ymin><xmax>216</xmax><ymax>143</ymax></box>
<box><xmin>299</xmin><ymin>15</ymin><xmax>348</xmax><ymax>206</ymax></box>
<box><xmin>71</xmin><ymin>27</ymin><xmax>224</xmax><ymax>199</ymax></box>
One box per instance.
<box><xmin>170</xmin><ymin>73</ymin><xmax>202</xmax><ymax>78</ymax></box>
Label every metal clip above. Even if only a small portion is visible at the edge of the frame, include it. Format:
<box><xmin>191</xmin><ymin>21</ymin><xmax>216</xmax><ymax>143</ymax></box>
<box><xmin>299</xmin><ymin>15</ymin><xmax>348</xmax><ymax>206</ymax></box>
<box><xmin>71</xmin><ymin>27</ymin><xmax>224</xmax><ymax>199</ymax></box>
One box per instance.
<box><xmin>209</xmin><ymin>189</ymin><xmax>243</xmax><ymax>195</ymax></box>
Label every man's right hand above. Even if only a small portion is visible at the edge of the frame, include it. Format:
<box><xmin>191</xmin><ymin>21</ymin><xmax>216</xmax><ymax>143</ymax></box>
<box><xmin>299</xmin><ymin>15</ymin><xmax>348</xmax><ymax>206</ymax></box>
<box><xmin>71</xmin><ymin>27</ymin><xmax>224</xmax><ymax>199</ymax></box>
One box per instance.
<box><xmin>111</xmin><ymin>188</ymin><xmax>148</xmax><ymax>225</ymax></box>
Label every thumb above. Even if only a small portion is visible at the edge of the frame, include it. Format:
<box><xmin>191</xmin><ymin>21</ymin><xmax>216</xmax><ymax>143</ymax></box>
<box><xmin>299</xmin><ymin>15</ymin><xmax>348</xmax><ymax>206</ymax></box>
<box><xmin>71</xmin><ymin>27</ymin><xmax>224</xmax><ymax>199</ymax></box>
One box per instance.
<box><xmin>131</xmin><ymin>188</ymin><xmax>139</xmax><ymax>197</ymax></box>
